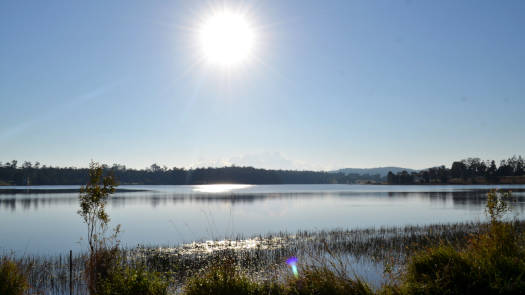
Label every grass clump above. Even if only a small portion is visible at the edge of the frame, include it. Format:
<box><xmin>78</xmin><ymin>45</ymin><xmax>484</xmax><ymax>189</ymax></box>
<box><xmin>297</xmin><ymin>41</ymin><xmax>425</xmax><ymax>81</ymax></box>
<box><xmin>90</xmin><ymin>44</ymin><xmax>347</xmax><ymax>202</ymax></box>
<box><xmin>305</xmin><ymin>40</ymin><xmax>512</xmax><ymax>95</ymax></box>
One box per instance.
<box><xmin>184</xmin><ymin>266</ymin><xmax>374</xmax><ymax>295</ymax></box>
<box><xmin>184</xmin><ymin>255</ymin><xmax>374</xmax><ymax>295</ymax></box>
<box><xmin>184</xmin><ymin>256</ymin><xmax>275</xmax><ymax>295</ymax></box>
<box><xmin>98</xmin><ymin>259</ymin><xmax>169</xmax><ymax>295</ymax></box>
<box><xmin>284</xmin><ymin>267</ymin><xmax>373</xmax><ymax>295</ymax></box>
<box><xmin>0</xmin><ymin>257</ymin><xmax>28</xmax><ymax>295</ymax></box>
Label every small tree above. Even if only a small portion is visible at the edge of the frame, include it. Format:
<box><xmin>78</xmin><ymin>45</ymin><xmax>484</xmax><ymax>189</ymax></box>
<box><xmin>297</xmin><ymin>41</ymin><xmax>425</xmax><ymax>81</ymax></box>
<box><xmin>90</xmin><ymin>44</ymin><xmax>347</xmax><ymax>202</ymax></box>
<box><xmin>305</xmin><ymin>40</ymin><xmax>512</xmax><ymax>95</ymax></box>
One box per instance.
<box><xmin>485</xmin><ymin>189</ymin><xmax>512</xmax><ymax>224</ymax></box>
<box><xmin>78</xmin><ymin>161</ymin><xmax>119</xmax><ymax>253</ymax></box>
<box><xmin>78</xmin><ymin>161</ymin><xmax>120</xmax><ymax>294</ymax></box>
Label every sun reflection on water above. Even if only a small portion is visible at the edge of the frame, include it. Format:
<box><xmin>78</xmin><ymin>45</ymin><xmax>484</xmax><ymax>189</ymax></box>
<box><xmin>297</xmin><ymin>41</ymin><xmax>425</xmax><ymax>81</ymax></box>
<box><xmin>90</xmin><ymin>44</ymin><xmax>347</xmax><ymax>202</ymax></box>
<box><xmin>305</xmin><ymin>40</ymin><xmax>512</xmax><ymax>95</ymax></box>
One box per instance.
<box><xmin>193</xmin><ymin>184</ymin><xmax>252</xmax><ymax>193</ymax></box>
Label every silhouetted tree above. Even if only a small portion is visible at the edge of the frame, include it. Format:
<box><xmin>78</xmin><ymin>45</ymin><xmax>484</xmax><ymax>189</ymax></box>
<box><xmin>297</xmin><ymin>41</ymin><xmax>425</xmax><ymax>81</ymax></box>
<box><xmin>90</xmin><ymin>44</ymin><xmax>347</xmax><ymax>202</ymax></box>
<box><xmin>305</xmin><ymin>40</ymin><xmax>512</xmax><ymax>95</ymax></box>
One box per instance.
<box><xmin>487</xmin><ymin>160</ymin><xmax>498</xmax><ymax>183</ymax></box>
<box><xmin>451</xmin><ymin>161</ymin><xmax>467</xmax><ymax>179</ymax></box>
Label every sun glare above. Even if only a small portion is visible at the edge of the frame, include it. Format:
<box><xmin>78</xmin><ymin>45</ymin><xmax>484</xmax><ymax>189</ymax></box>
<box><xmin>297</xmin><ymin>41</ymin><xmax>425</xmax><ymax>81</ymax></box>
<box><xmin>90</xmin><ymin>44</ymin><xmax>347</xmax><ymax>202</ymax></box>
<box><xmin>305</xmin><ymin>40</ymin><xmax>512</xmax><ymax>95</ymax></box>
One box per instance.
<box><xmin>193</xmin><ymin>184</ymin><xmax>252</xmax><ymax>193</ymax></box>
<box><xmin>199</xmin><ymin>9</ymin><xmax>255</xmax><ymax>67</ymax></box>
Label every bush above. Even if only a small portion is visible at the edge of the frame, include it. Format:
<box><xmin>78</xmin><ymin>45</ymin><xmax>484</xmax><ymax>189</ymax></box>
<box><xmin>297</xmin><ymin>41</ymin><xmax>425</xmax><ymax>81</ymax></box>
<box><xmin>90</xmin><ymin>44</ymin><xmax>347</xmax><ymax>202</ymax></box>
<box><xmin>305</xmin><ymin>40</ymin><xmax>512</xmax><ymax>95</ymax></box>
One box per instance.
<box><xmin>86</xmin><ymin>247</ymin><xmax>120</xmax><ymax>293</ymax></box>
<box><xmin>98</xmin><ymin>263</ymin><xmax>169</xmax><ymax>295</ymax></box>
<box><xmin>284</xmin><ymin>267</ymin><xmax>373</xmax><ymax>295</ymax></box>
<box><xmin>402</xmin><ymin>246</ymin><xmax>480</xmax><ymax>294</ymax></box>
<box><xmin>184</xmin><ymin>260</ymin><xmax>373</xmax><ymax>295</ymax></box>
<box><xmin>0</xmin><ymin>258</ymin><xmax>28</xmax><ymax>295</ymax></box>
<box><xmin>466</xmin><ymin>221</ymin><xmax>525</xmax><ymax>293</ymax></box>
<box><xmin>401</xmin><ymin>190</ymin><xmax>525</xmax><ymax>294</ymax></box>
<box><xmin>184</xmin><ymin>262</ymin><xmax>272</xmax><ymax>295</ymax></box>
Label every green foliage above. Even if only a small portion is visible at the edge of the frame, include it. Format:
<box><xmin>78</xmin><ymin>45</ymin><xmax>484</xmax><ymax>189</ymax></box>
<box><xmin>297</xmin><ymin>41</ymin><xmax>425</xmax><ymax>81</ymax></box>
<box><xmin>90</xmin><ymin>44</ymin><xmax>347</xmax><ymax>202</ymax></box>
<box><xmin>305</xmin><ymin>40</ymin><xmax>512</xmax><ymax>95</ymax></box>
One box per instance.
<box><xmin>0</xmin><ymin>258</ymin><xmax>28</xmax><ymax>295</ymax></box>
<box><xmin>98</xmin><ymin>261</ymin><xmax>169</xmax><ymax>295</ymax></box>
<box><xmin>87</xmin><ymin>247</ymin><xmax>120</xmax><ymax>293</ymax></box>
<box><xmin>184</xmin><ymin>261</ymin><xmax>271</xmax><ymax>295</ymax></box>
<box><xmin>82</xmin><ymin>248</ymin><xmax>170</xmax><ymax>295</ymax></box>
<box><xmin>400</xmin><ymin>190</ymin><xmax>525</xmax><ymax>294</ymax></box>
<box><xmin>402</xmin><ymin>245</ymin><xmax>480</xmax><ymax>294</ymax></box>
<box><xmin>284</xmin><ymin>267</ymin><xmax>374</xmax><ymax>295</ymax></box>
<box><xmin>485</xmin><ymin>189</ymin><xmax>512</xmax><ymax>223</ymax></box>
<box><xmin>184</xmin><ymin>259</ymin><xmax>374</xmax><ymax>295</ymax></box>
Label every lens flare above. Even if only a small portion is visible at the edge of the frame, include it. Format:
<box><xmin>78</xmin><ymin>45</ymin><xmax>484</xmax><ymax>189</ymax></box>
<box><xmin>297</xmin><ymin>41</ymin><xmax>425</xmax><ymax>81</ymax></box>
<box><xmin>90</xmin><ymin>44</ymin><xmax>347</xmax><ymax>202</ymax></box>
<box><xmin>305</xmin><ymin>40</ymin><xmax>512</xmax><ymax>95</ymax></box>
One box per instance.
<box><xmin>286</xmin><ymin>256</ymin><xmax>299</xmax><ymax>278</ymax></box>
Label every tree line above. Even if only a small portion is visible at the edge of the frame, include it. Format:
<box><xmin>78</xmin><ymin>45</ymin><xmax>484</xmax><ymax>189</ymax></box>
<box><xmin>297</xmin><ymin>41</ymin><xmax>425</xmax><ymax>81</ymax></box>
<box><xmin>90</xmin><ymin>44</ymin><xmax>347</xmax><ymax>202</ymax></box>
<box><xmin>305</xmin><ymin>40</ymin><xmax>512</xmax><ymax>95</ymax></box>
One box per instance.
<box><xmin>4</xmin><ymin>156</ymin><xmax>522</xmax><ymax>186</ymax></box>
<box><xmin>387</xmin><ymin>156</ymin><xmax>525</xmax><ymax>184</ymax></box>
<box><xmin>0</xmin><ymin>161</ymin><xmax>381</xmax><ymax>186</ymax></box>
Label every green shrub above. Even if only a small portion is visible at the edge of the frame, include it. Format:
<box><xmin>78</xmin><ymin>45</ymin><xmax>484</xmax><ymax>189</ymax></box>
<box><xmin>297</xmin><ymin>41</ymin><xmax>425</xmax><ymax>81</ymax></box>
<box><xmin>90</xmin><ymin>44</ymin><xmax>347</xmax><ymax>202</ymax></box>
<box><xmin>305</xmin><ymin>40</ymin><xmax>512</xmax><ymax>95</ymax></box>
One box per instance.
<box><xmin>466</xmin><ymin>221</ymin><xmax>525</xmax><ymax>293</ymax></box>
<box><xmin>284</xmin><ymin>267</ymin><xmax>374</xmax><ymax>295</ymax></box>
<box><xmin>0</xmin><ymin>258</ymin><xmax>28</xmax><ymax>295</ymax></box>
<box><xmin>87</xmin><ymin>247</ymin><xmax>120</xmax><ymax>293</ymax></box>
<box><xmin>81</xmin><ymin>245</ymin><xmax>169</xmax><ymax>295</ymax></box>
<box><xmin>402</xmin><ymin>245</ymin><xmax>480</xmax><ymax>294</ymax></box>
<box><xmin>184</xmin><ymin>262</ymin><xmax>373</xmax><ymax>295</ymax></box>
<box><xmin>184</xmin><ymin>262</ymin><xmax>272</xmax><ymax>295</ymax></box>
<box><xmin>98</xmin><ymin>263</ymin><xmax>169</xmax><ymax>295</ymax></box>
<box><xmin>401</xmin><ymin>190</ymin><xmax>525</xmax><ymax>294</ymax></box>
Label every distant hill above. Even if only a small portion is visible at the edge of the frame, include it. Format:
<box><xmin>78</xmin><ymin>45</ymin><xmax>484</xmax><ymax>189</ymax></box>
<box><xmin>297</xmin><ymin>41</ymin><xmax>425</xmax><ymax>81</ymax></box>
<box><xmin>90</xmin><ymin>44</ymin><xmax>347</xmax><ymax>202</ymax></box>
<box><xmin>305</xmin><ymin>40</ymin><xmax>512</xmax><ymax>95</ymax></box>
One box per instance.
<box><xmin>333</xmin><ymin>167</ymin><xmax>418</xmax><ymax>177</ymax></box>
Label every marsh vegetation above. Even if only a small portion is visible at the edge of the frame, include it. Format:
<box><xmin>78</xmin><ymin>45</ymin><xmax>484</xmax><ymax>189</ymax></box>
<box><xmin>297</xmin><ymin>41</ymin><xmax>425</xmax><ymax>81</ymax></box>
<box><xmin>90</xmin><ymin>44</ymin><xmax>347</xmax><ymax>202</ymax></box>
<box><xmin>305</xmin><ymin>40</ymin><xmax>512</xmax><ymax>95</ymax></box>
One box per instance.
<box><xmin>5</xmin><ymin>217</ymin><xmax>524</xmax><ymax>294</ymax></box>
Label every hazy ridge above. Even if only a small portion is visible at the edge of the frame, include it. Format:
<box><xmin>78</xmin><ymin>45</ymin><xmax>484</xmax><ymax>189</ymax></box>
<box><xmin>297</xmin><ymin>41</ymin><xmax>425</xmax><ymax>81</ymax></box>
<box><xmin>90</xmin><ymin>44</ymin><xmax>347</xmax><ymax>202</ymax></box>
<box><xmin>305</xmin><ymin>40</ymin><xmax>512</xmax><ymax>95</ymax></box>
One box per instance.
<box><xmin>333</xmin><ymin>167</ymin><xmax>417</xmax><ymax>177</ymax></box>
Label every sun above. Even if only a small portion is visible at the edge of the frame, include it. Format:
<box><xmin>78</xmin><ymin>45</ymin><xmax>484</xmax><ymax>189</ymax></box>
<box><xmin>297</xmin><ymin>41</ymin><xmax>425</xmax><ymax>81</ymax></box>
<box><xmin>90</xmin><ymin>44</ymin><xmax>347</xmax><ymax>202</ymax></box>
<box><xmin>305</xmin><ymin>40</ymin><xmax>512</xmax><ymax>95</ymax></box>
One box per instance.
<box><xmin>198</xmin><ymin>9</ymin><xmax>255</xmax><ymax>67</ymax></box>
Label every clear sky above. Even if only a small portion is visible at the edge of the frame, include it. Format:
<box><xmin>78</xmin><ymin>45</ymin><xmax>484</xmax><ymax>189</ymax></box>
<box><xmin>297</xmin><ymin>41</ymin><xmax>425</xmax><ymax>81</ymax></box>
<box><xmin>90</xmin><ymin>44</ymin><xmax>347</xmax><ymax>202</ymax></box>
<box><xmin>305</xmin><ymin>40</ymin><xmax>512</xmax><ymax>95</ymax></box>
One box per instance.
<box><xmin>1</xmin><ymin>0</ymin><xmax>524</xmax><ymax>170</ymax></box>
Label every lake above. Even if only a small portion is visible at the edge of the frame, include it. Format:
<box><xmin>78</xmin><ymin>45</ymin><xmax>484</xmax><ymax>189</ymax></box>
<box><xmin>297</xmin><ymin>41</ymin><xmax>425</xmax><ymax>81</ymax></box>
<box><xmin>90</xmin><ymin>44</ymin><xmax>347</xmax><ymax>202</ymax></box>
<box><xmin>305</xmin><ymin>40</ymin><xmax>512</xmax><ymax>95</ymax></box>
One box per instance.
<box><xmin>1</xmin><ymin>184</ymin><xmax>525</xmax><ymax>255</ymax></box>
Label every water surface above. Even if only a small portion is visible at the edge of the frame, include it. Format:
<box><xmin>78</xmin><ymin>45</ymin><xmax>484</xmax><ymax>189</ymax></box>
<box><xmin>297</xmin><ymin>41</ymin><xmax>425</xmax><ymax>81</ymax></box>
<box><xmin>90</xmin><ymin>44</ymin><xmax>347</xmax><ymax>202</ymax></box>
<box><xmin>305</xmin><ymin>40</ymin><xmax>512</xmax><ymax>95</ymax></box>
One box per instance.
<box><xmin>1</xmin><ymin>184</ymin><xmax>524</xmax><ymax>255</ymax></box>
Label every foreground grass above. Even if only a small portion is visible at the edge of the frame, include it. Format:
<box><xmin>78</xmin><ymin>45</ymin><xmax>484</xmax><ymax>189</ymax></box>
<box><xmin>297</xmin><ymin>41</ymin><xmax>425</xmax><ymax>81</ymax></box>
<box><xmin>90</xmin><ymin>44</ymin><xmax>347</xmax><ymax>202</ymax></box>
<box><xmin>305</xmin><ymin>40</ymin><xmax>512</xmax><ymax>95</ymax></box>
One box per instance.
<box><xmin>6</xmin><ymin>220</ymin><xmax>524</xmax><ymax>294</ymax></box>
<box><xmin>184</xmin><ymin>263</ymin><xmax>374</xmax><ymax>295</ymax></box>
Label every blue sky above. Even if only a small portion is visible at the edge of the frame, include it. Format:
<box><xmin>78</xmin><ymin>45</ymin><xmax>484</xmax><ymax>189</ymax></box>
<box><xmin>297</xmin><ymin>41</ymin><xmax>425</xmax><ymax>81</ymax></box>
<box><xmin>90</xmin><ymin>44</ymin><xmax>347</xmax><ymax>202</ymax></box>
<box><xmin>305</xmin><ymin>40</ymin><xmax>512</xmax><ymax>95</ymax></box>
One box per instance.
<box><xmin>1</xmin><ymin>0</ymin><xmax>524</xmax><ymax>170</ymax></box>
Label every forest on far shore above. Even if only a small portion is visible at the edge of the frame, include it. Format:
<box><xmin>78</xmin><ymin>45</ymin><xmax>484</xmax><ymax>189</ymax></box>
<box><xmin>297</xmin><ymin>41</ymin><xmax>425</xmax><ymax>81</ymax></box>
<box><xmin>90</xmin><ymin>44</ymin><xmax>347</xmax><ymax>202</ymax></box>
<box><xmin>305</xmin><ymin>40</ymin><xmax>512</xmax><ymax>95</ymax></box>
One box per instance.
<box><xmin>0</xmin><ymin>161</ymin><xmax>381</xmax><ymax>186</ymax></box>
<box><xmin>0</xmin><ymin>156</ymin><xmax>524</xmax><ymax>186</ymax></box>
<box><xmin>387</xmin><ymin>156</ymin><xmax>525</xmax><ymax>184</ymax></box>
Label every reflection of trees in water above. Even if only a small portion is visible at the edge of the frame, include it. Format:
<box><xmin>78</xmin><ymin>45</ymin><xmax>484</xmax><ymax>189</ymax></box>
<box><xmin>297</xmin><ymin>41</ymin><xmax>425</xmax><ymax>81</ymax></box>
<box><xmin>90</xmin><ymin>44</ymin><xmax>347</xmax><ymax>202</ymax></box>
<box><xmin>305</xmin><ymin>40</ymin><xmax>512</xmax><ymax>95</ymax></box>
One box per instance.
<box><xmin>2</xmin><ymin>189</ymin><xmax>525</xmax><ymax>212</ymax></box>
<box><xmin>0</xmin><ymin>194</ymin><xmax>265</xmax><ymax>211</ymax></box>
<box><xmin>385</xmin><ymin>190</ymin><xmax>525</xmax><ymax>212</ymax></box>
<box><xmin>0</xmin><ymin>195</ymin><xmax>79</xmax><ymax>211</ymax></box>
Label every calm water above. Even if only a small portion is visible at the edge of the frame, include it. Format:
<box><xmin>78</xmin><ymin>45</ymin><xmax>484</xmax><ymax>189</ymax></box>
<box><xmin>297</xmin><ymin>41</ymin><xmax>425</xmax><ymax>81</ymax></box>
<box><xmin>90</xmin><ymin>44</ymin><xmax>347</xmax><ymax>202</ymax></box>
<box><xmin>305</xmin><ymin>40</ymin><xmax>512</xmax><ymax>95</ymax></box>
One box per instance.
<box><xmin>1</xmin><ymin>184</ymin><xmax>525</xmax><ymax>255</ymax></box>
